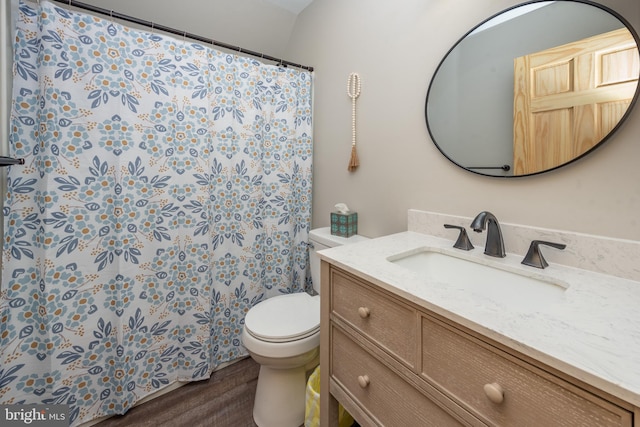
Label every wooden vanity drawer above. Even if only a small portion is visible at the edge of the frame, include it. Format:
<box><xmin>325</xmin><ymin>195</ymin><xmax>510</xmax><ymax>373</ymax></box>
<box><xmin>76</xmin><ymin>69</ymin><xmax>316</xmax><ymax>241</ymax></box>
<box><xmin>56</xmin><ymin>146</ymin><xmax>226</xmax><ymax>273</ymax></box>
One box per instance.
<box><xmin>331</xmin><ymin>326</ymin><xmax>467</xmax><ymax>427</ymax></box>
<box><xmin>330</xmin><ymin>268</ymin><xmax>416</xmax><ymax>367</ymax></box>
<box><xmin>421</xmin><ymin>314</ymin><xmax>633</xmax><ymax>427</ymax></box>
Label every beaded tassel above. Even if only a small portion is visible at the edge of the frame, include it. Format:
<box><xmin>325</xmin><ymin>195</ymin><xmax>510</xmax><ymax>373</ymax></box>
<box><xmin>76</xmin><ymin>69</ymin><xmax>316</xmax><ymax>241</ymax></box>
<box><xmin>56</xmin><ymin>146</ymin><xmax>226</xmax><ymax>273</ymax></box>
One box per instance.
<box><xmin>347</xmin><ymin>72</ymin><xmax>361</xmax><ymax>172</ymax></box>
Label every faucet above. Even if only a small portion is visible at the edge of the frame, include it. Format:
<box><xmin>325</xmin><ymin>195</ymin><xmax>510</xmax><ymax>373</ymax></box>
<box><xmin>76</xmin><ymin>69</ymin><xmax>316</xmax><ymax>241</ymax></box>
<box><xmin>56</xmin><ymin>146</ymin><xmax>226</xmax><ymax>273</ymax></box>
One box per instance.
<box><xmin>443</xmin><ymin>224</ymin><xmax>474</xmax><ymax>251</ymax></box>
<box><xmin>521</xmin><ymin>240</ymin><xmax>566</xmax><ymax>269</ymax></box>
<box><xmin>470</xmin><ymin>211</ymin><xmax>506</xmax><ymax>258</ymax></box>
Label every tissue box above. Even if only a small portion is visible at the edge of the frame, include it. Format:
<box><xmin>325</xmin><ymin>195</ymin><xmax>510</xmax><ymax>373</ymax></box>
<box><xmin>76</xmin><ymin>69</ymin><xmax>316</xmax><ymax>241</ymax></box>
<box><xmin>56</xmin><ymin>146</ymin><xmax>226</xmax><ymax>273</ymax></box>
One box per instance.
<box><xmin>330</xmin><ymin>211</ymin><xmax>358</xmax><ymax>237</ymax></box>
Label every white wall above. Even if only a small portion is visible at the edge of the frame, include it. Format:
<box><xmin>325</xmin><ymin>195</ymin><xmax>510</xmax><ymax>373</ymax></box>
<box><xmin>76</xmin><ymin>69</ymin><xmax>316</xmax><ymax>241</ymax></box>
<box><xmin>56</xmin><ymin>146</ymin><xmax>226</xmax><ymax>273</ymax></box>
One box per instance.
<box><xmin>10</xmin><ymin>0</ymin><xmax>639</xmax><ymax>242</ymax></box>
<box><xmin>286</xmin><ymin>0</ymin><xmax>640</xmax><ymax>241</ymax></box>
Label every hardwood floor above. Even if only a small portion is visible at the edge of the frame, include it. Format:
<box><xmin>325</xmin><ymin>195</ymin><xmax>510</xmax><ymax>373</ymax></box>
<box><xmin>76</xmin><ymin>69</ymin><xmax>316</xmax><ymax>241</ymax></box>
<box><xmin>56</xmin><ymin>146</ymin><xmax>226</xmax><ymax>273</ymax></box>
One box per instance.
<box><xmin>96</xmin><ymin>357</ymin><xmax>260</xmax><ymax>427</ymax></box>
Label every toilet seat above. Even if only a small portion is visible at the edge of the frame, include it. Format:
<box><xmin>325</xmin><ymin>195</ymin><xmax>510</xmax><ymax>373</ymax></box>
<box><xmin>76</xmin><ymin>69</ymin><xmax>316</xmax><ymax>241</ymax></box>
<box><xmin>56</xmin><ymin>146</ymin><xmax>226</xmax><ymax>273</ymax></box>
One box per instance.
<box><xmin>244</xmin><ymin>293</ymin><xmax>320</xmax><ymax>343</ymax></box>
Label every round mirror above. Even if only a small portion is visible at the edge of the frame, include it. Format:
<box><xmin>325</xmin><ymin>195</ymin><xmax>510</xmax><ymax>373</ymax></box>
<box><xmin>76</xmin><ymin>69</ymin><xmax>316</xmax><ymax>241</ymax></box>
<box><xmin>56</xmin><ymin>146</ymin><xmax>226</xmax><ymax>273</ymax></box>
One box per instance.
<box><xmin>425</xmin><ymin>0</ymin><xmax>640</xmax><ymax>177</ymax></box>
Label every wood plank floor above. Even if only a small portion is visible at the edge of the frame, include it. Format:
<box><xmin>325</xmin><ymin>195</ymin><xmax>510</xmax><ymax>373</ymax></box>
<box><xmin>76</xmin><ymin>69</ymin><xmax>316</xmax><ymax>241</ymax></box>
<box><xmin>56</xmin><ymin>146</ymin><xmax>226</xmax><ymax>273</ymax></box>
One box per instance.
<box><xmin>96</xmin><ymin>357</ymin><xmax>260</xmax><ymax>427</ymax></box>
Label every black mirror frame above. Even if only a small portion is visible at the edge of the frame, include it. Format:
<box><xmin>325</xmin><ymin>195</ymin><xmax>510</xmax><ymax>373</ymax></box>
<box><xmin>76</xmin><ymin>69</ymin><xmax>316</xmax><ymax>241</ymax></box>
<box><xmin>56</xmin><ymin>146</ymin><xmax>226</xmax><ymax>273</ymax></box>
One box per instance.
<box><xmin>425</xmin><ymin>0</ymin><xmax>640</xmax><ymax>178</ymax></box>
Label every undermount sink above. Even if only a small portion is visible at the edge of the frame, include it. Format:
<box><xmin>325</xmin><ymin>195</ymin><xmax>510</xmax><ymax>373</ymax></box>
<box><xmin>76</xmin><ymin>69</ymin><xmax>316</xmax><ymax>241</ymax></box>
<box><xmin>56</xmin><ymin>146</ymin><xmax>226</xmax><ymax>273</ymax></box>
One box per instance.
<box><xmin>388</xmin><ymin>249</ymin><xmax>568</xmax><ymax>311</ymax></box>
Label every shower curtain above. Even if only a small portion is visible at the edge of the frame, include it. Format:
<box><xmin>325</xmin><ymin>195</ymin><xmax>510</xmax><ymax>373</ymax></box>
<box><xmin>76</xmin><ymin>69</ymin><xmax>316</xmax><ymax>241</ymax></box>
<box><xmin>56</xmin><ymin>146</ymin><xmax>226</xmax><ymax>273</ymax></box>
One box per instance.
<box><xmin>0</xmin><ymin>1</ymin><xmax>313</xmax><ymax>425</ymax></box>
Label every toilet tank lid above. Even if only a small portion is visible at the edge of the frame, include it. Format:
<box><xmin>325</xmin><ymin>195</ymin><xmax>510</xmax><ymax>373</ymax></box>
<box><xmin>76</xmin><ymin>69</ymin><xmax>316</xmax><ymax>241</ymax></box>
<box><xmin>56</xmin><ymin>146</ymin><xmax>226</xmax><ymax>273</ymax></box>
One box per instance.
<box><xmin>309</xmin><ymin>227</ymin><xmax>369</xmax><ymax>248</ymax></box>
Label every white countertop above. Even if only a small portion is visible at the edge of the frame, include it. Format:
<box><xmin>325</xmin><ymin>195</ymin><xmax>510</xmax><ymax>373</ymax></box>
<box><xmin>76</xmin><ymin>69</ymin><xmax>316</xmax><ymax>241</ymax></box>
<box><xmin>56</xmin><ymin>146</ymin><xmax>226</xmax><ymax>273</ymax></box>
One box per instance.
<box><xmin>318</xmin><ymin>231</ymin><xmax>640</xmax><ymax>407</ymax></box>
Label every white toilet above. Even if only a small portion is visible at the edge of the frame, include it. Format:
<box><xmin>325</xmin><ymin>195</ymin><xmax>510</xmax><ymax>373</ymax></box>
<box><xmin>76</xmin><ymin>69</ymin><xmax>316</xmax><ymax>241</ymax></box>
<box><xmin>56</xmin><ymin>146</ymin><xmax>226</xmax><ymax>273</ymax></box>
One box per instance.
<box><xmin>242</xmin><ymin>227</ymin><xmax>369</xmax><ymax>427</ymax></box>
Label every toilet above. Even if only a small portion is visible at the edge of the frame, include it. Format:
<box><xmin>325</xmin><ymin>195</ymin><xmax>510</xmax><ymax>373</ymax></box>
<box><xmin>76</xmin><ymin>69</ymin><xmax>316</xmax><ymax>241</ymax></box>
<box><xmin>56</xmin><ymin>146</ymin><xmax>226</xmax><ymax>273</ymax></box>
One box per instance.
<box><xmin>242</xmin><ymin>227</ymin><xmax>369</xmax><ymax>427</ymax></box>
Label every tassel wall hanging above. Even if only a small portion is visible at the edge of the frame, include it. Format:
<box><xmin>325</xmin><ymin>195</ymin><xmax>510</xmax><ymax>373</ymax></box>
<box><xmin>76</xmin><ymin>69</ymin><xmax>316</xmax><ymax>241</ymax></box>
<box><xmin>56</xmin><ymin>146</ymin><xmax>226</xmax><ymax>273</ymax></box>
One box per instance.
<box><xmin>347</xmin><ymin>72</ymin><xmax>361</xmax><ymax>172</ymax></box>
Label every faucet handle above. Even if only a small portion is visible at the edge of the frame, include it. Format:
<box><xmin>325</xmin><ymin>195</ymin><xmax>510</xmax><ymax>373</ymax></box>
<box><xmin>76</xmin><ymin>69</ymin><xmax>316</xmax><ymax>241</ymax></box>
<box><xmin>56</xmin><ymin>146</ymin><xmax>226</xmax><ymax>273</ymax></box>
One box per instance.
<box><xmin>444</xmin><ymin>224</ymin><xmax>474</xmax><ymax>251</ymax></box>
<box><xmin>521</xmin><ymin>240</ymin><xmax>566</xmax><ymax>269</ymax></box>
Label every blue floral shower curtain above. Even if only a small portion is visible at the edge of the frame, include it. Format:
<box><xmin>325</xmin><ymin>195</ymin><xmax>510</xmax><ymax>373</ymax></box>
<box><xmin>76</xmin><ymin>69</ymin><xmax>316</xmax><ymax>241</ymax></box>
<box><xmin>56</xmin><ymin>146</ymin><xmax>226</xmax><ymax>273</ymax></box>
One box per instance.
<box><xmin>0</xmin><ymin>1</ymin><xmax>313</xmax><ymax>425</ymax></box>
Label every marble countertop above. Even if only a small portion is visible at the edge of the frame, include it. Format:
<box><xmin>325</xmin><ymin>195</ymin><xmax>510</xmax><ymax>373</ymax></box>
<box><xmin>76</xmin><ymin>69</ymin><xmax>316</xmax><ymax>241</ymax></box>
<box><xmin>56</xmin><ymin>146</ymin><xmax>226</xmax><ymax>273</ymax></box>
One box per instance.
<box><xmin>318</xmin><ymin>231</ymin><xmax>640</xmax><ymax>407</ymax></box>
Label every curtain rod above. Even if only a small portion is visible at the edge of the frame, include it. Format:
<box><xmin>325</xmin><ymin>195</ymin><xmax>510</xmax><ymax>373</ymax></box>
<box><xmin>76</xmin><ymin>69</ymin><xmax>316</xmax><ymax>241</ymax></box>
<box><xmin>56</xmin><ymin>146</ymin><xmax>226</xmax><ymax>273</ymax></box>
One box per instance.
<box><xmin>49</xmin><ymin>0</ymin><xmax>314</xmax><ymax>72</ymax></box>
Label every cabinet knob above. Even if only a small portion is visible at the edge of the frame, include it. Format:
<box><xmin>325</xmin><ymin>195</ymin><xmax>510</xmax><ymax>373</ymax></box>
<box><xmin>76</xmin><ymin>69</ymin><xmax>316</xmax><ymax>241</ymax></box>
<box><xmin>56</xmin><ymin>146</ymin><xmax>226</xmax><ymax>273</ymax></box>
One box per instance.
<box><xmin>358</xmin><ymin>306</ymin><xmax>370</xmax><ymax>318</ymax></box>
<box><xmin>357</xmin><ymin>375</ymin><xmax>370</xmax><ymax>388</ymax></box>
<box><xmin>483</xmin><ymin>382</ymin><xmax>504</xmax><ymax>404</ymax></box>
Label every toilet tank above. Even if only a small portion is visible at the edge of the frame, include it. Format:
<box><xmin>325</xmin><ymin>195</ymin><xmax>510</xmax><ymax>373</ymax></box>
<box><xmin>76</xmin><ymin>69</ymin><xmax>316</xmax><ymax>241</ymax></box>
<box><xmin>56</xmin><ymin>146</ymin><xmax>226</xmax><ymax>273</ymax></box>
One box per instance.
<box><xmin>308</xmin><ymin>227</ymin><xmax>369</xmax><ymax>293</ymax></box>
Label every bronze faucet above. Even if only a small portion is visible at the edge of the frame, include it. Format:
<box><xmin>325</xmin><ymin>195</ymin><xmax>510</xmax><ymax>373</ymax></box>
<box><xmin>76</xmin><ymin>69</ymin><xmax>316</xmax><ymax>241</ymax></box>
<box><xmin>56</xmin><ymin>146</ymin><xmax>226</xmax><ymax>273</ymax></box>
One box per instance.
<box><xmin>470</xmin><ymin>211</ymin><xmax>506</xmax><ymax>258</ymax></box>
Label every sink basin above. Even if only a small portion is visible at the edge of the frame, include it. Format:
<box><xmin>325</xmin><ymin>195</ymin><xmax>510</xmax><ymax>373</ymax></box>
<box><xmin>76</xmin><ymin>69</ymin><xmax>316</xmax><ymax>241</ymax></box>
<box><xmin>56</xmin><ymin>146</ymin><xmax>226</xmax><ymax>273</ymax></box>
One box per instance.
<box><xmin>388</xmin><ymin>249</ymin><xmax>568</xmax><ymax>311</ymax></box>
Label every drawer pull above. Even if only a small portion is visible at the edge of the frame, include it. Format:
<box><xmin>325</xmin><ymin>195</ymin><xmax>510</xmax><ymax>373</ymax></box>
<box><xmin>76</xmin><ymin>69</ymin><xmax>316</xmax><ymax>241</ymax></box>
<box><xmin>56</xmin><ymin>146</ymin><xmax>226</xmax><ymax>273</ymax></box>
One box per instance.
<box><xmin>483</xmin><ymin>382</ymin><xmax>504</xmax><ymax>404</ymax></box>
<box><xmin>357</xmin><ymin>375</ymin><xmax>370</xmax><ymax>388</ymax></box>
<box><xmin>358</xmin><ymin>307</ymin><xmax>371</xmax><ymax>318</ymax></box>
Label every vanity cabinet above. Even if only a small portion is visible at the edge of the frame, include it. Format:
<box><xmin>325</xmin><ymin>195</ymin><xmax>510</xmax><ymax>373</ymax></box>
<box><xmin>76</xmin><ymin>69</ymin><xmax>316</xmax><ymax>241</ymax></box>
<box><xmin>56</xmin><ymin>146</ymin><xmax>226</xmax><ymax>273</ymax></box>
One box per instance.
<box><xmin>319</xmin><ymin>262</ymin><xmax>635</xmax><ymax>427</ymax></box>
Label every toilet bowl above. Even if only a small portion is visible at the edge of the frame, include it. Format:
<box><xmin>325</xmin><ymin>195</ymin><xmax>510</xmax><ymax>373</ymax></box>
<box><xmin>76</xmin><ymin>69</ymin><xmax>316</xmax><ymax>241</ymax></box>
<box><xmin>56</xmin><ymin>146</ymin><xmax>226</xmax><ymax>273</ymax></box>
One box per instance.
<box><xmin>242</xmin><ymin>227</ymin><xmax>369</xmax><ymax>427</ymax></box>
